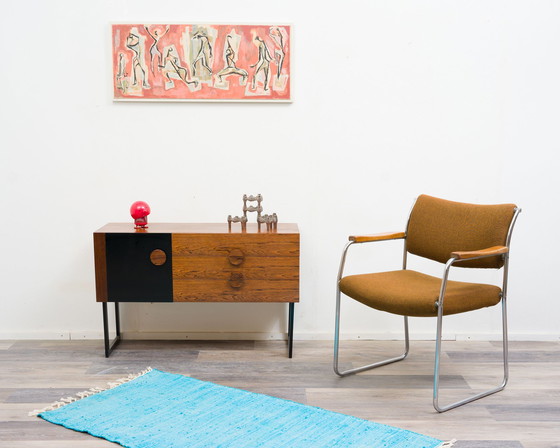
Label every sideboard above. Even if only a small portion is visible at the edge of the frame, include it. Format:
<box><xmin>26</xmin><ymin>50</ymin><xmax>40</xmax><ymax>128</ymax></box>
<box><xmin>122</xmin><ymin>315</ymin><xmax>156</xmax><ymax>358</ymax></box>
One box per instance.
<box><xmin>93</xmin><ymin>223</ymin><xmax>300</xmax><ymax>358</ymax></box>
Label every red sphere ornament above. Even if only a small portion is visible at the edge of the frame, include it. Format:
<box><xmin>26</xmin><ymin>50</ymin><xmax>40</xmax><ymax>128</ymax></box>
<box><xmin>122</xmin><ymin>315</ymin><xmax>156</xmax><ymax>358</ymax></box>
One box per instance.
<box><xmin>130</xmin><ymin>201</ymin><xmax>151</xmax><ymax>229</ymax></box>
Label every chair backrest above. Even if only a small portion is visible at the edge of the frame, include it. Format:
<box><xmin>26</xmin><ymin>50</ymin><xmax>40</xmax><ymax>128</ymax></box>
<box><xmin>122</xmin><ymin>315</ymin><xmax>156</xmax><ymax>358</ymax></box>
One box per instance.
<box><xmin>406</xmin><ymin>195</ymin><xmax>518</xmax><ymax>269</ymax></box>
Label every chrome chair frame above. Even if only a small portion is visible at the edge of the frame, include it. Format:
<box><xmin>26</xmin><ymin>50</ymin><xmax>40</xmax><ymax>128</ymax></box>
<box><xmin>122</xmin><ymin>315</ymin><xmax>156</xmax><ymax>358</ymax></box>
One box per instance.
<box><xmin>333</xmin><ymin>202</ymin><xmax>521</xmax><ymax>412</ymax></box>
<box><xmin>333</xmin><ymin>237</ymin><xmax>410</xmax><ymax>377</ymax></box>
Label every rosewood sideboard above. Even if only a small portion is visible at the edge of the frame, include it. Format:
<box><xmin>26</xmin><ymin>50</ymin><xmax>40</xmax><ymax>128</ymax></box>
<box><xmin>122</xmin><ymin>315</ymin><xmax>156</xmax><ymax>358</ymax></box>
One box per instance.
<box><xmin>94</xmin><ymin>223</ymin><xmax>300</xmax><ymax>358</ymax></box>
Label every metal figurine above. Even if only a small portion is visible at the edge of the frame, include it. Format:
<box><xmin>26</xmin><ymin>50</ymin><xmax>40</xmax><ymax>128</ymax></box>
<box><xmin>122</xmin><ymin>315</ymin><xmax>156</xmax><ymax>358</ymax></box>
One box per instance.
<box><xmin>228</xmin><ymin>215</ymin><xmax>248</xmax><ymax>231</ymax></box>
<box><xmin>257</xmin><ymin>212</ymin><xmax>278</xmax><ymax>231</ymax></box>
<box><xmin>228</xmin><ymin>195</ymin><xmax>278</xmax><ymax>231</ymax></box>
<box><xmin>243</xmin><ymin>194</ymin><xmax>263</xmax><ymax>221</ymax></box>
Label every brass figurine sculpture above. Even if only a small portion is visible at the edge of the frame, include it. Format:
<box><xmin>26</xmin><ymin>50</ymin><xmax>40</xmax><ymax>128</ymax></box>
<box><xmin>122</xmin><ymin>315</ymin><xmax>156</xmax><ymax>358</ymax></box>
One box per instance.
<box><xmin>228</xmin><ymin>194</ymin><xmax>278</xmax><ymax>231</ymax></box>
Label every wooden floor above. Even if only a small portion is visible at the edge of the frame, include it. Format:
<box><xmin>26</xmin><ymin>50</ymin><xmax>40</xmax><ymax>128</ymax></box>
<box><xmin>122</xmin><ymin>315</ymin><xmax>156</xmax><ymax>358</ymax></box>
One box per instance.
<box><xmin>0</xmin><ymin>339</ymin><xmax>558</xmax><ymax>447</ymax></box>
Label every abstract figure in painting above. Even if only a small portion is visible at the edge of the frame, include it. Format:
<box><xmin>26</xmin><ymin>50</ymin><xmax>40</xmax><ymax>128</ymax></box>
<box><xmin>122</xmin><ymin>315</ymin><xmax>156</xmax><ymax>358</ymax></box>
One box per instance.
<box><xmin>145</xmin><ymin>25</ymin><xmax>170</xmax><ymax>74</ymax></box>
<box><xmin>116</xmin><ymin>53</ymin><xmax>129</xmax><ymax>94</ymax></box>
<box><xmin>216</xmin><ymin>35</ymin><xmax>248</xmax><ymax>85</ymax></box>
<box><xmin>161</xmin><ymin>47</ymin><xmax>198</xmax><ymax>89</ymax></box>
<box><xmin>251</xmin><ymin>36</ymin><xmax>273</xmax><ymax>91</ymax></box>
<box><xmin>192</xmin><ymin>30</ymin><xmax>213</xmax><ymax>76</ymax></box>
<box><xmin>269</xmin><ymin>27</ymin><xmax>285</xmax><ymax>79</ymax></box>
<box><xmin>126</xmin><ymin>31</ymin><xmax>150</xmax><ymax>89</ymax></box>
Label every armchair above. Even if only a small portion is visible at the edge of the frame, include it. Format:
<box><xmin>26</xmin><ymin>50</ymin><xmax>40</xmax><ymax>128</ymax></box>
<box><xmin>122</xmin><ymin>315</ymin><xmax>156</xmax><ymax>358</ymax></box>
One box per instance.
<box><xmin>334</xmin><ymin>194</ymin><xmax>521</xmax><ymax>412</ymax></box>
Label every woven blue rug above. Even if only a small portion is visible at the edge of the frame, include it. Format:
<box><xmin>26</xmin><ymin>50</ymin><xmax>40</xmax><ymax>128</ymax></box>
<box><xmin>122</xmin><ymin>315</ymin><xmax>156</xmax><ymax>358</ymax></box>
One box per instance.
<box><xmin>33</xmin><ymin>368</ymin><xmax>449</xmax><ymax>448</ymax></box>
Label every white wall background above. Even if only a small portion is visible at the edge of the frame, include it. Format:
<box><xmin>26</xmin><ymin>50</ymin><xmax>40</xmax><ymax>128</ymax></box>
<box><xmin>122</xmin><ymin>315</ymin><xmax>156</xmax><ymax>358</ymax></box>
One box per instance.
<box><xmin>1</xmin><ymin>0</ymin><xmax>558</xmax><ymax>341</ymax></box>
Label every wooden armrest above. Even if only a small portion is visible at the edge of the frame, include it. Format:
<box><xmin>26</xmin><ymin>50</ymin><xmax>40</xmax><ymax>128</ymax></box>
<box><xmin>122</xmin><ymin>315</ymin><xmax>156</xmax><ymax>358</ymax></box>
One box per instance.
<box><xmin>349</xmin><ymin>231</ymin><xmax>406</xmax><ymax>243</ymax></box>
<box><xmin>451</xmin><ymin>246</ymin><xmax>508</xmax><ymax>260</ymax></box>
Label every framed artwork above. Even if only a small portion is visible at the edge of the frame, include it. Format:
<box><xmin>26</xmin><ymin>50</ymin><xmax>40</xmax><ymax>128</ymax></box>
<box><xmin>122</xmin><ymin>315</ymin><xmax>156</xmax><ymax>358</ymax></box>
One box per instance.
<box><xmin>112</xmin><ymin>24</ymin><xmax>291</xmax><ymax>102</ymax></box>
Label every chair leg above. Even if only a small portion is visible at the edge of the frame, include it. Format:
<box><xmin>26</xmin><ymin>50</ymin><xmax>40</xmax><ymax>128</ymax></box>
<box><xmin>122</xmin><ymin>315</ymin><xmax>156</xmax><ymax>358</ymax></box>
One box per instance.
<box><xmin>333</xmin><ymin>287</ymin><xmax>410</xmax><ymax>377</ymax></box>
<box><xmin>433</xmin><ymin>298</ymin><xmax>509</xmax><ymax>412</ymax></box>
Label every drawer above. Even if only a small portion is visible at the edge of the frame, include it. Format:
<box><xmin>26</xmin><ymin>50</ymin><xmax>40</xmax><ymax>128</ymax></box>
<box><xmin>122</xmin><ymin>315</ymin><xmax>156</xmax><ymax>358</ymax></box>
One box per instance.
<box><xmin>172</xmin><ymin>234</ymin><xmax>299</xmax><ymax>257</ymax></box>
<box><xmin>172</xmin><ymin>256</ymin><xmax>298</xmax><ymax>281</ymax></box>
<box><xmin>173</xmin><ymin>279</ymin><xmax>299</xmax><ymax>302</ymax></box>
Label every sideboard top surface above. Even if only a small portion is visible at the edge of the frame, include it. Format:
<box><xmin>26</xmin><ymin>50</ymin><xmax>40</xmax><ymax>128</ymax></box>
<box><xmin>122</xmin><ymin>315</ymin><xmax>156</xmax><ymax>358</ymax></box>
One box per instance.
<box><xmin>95</xmin><ymin>223</ymin><xmax>299</xmax><ymax>235</ymax></box>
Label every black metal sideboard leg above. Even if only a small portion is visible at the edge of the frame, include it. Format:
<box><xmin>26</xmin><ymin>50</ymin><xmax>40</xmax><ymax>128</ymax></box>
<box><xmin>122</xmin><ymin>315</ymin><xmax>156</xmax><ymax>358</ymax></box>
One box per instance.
<box><xmin>103</xmin><ymin>302</ymin><xmax>121</xmax><ymax>358</ymax></box>
<box><xmin>288</xmin><ymin>302</ymin><xmax>295</xmax><ymax>358</ymax></box>
<box><xmin>115</xmin><ymin>302</ymin><xmax>121</xmax><ymax>339</ymax></box>
<box><xmin>102</xmin><ymin>302</ymin><xmax>109</xmax><ymax>357</ymax></box>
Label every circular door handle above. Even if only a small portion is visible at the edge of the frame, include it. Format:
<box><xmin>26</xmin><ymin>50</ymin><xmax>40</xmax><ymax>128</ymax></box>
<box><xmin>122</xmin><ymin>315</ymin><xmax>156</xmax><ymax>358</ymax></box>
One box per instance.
<box><xmin>228</xmin><ymin>249</ymin><xmax>245</xmax><ymax>266</ymax></box>
<box><xmin>228</xmin><ymin>272</ymin><xmax>245</xmax><ymax>289</ymax></box>
<box><xmin>150</xmin><ymin>249</ymin><xmax>167</xmax><ymax>266</ymax></box>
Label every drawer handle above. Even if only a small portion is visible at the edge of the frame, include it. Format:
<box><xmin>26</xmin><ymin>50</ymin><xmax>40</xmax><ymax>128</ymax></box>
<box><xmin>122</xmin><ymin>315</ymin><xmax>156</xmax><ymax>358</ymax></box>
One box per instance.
<box><xmin>228</xmin><ymin>272</ymin><xmax>245</xmax><ymax>289</ymax></box>
<box><xmin>228</xmin><ymin>249</ymin><xmax>245</xmax><ymax>266</ymax></box>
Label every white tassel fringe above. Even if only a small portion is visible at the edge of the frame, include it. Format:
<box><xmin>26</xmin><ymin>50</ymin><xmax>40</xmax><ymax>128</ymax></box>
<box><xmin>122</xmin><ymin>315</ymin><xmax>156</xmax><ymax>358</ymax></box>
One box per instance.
<box><xmin>29</xmin><ymin>367</ymin><xmax>152</xmax><ymax>416</ymax></box>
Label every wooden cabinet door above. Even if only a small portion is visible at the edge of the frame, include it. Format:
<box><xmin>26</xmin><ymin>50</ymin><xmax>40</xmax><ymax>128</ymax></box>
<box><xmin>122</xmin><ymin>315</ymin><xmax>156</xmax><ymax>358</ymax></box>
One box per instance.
<box><xmin>105</xmin><ymin>233</ymin><xmax>173</xmax><ymax>302</ymax></box>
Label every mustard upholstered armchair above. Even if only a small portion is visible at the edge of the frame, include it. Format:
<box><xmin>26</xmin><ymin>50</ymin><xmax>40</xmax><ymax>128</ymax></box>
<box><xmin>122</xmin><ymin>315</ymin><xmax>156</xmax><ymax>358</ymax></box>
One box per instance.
<box><xmin>334</xmin><ymin>194</ymin><xmax>521</xmax><ymax>412</ymax></box>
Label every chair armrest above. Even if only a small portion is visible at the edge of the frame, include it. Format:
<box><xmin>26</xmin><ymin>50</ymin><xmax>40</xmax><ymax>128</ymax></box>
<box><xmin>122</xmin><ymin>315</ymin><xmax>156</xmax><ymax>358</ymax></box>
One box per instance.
<box><xmin>349</xmin><ymin>231</ymin><xmax>406</xmax><ymax>243</ymax></box>
<box><xmin>451</xmin><ymin>246</ymin><xmax>508</xmax><ymax>260</ymax></box>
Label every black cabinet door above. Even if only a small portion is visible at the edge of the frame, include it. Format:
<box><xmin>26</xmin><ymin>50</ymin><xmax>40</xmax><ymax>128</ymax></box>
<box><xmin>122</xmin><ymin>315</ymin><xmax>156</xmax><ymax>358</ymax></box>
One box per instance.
<box><xmin>105</xmin><ymin>233</ymin><xmax>173</xmax><ymax>302</ymax></box>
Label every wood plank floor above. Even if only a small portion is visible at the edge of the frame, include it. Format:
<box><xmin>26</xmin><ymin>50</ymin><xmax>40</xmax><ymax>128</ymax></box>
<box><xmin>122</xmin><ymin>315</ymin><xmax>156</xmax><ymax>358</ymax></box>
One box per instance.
<box><xmin>0</xmin><ymin>339</ymin><xmax>558</xmax><ymax>447</ymax></box>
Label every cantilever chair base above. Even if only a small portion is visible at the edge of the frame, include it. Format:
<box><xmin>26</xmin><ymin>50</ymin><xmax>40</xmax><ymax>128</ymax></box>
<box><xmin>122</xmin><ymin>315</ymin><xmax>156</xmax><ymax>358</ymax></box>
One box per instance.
<box><xmin>334</xmin><ymin>284</ymin><xmax>410</xmax><ymax>377</ymax></box>
<box><xmin>432</xmin><ymin>295</ymin><xmax>509</xmax><ymax>413</ymax></box>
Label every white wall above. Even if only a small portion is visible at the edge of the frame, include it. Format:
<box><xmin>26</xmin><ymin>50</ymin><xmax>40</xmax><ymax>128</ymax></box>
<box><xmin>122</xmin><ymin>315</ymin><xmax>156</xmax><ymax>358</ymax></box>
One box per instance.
<box><xmin>1</xmin><ymin>1</ymin><xmax>559</xmax><ymax>341</ymax></box>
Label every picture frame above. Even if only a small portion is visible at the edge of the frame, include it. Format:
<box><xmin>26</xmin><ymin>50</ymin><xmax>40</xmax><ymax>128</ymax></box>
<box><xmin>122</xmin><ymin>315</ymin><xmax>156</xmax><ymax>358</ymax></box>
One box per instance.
<box><xmin>112</xmin><ymin>23</ymin><xmax>291</xmax><ymax>102</ymax></box>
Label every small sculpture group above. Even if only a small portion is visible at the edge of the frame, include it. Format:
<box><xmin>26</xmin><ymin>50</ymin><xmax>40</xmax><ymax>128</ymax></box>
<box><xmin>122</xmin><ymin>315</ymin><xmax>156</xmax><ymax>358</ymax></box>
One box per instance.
<box><xmin>228</xmin><ymin>194</ymin><xmax>278</xmax><ymax>231</ymax></box>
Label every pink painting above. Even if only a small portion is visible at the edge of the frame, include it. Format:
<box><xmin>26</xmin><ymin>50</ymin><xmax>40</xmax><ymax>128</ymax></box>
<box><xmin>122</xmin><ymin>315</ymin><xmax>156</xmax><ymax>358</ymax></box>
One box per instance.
<box><xmin>112</xmin><ymin>24</ymin><xmax>291</xmax><ymax>101</ymax></box>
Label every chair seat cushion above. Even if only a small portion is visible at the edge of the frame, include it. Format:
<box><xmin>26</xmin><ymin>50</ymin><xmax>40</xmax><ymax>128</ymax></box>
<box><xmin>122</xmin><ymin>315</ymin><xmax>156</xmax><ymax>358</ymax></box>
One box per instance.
<box><xmin>339</xmin><ymin>270</ymin><xmax>502</xmax><ymax>317</ymax></box>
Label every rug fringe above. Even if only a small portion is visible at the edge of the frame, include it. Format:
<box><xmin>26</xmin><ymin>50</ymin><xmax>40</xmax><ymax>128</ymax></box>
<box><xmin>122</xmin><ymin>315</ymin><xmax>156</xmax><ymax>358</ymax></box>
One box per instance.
<box><xmin>438</xmin><ymin>440</ymin><xmax>457</xmax><ymax>447</ymax></box>
<box><xmin>29</xmin><ymin>367</ymin><xmax>152</xmax><ymax>416</ymax></box>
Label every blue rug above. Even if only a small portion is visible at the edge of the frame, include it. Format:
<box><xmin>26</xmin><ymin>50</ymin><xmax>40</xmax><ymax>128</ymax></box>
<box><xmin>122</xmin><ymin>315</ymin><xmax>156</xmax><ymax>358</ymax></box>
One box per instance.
<box><xmin>33</xmin><ymin>368</ymin><xmax>449</xmax><ymax>448</ymax></box>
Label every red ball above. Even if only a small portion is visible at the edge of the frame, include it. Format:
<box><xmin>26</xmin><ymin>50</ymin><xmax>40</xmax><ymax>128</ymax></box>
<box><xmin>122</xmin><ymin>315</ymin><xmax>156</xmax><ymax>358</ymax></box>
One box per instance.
<box><xmin>130</xmin><ymin>201</ymin><xmax>151</xmax><ymax>219</ymax></box>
